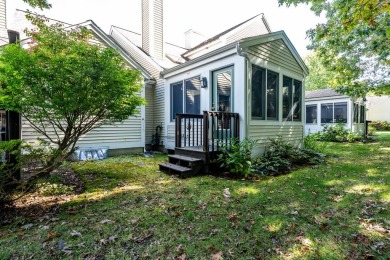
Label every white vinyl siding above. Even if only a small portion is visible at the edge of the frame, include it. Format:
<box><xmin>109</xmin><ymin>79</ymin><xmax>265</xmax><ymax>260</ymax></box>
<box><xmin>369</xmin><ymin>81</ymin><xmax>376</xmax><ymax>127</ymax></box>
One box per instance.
<box><xmin>142</xmin><ymin>0</ymin><xmax>164</xmax><ymax>59</ymax></box>
<box><xmin>0</xmin><ymin>0</ymin><xmax>6</xmax><ymax>28</ymax></box>
<box><xmin>0</xmin><ymin>0</ymin><xmax>7</xmax><ymax>46</ymax></box>
<box><xmin>21</xmin><ymin>114</ymin><xmax>143</xmax><ymax>150</ymax></box>
<box><xmin>111</xmin><ymin>26</ymin><xmax>165</xmax><ymax>145</ymax></box>
<box><xmin>145</xmin><ymin>86</ymin><xmax>155</xmax><ymax>144</ymax></box>
<box><xmin>154</xmin><ymin>79</ymin><xmax>165</xmax><ymax>142</ymax></box>
<box><xmin>247</xmin><ymin>39</ymin><xmax>303</xmax><ymax>76</ymax></box>
<box><xmin>249</xmin><ymin>125</ymin><xmax>304</xmax><ymax>155</ymax></box>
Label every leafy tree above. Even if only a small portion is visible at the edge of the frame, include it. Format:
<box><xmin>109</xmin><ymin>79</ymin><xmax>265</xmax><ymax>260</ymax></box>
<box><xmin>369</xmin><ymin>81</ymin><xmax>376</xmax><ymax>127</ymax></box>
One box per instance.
<box><xmin>304</xmin><ymin>52</ymin><xmax>336</xmax><ymax>91</ymax></box>
<box><xmin>0</xmin><ymin>15</ymin><xmax>145</xmax><ymax>174</ymax></box>
<box><xmin>23</xmin><ymin>0</ymin><xmax>51</xmax><ymax>9</ymax></box>
<box><xmin>279</xmin><ymin>0</ymin><xmax>390</xmax><ymax>97</ymax></box>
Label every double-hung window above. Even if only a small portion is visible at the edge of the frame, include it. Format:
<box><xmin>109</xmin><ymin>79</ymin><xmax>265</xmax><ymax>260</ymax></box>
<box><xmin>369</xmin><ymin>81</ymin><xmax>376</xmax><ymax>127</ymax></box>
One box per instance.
<box><xmin>282</xmin><ymin>76</ymin><xmax>302</xmax><ymax>121</ymax></box>
<box><xmin>251</xmin><ymin>65</ymin><xmax>279</xmax><ymax>120</ymax></box>
<box><xmin>171</xmin><ymin>76</ymin><xmax>201</xmax><ymax>121</ymax></box>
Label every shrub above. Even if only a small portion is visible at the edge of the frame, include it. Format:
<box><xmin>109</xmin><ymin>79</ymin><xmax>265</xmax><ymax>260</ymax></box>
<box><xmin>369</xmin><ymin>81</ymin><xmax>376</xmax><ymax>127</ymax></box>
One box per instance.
<box><xmin>367</xmin><ymin>126</ymin><xmax>377</xmax><ymax>136</ymax></box>
<box><xmin>217</xmin><ymin>138</ymin><xmax>257</xmax><ymax>178</ymax></box>
<box><xmin>369</xmin><ymin>121</ymin><xmax>390</xmax><ymax>131</ymax></box>
<box><xmin>253</xmin><ymin>138</ymin><xmax>324</xmax><ymax>176</ymax></box>
<box><xmin>313</xmin><ymin>123</ymin><xmax>364</xmax><ymax>143</ymax></box>
<box><xmin>303</xmin><ymin>133</ymin><xmax>328</xmax><ymax>153</ymax></box>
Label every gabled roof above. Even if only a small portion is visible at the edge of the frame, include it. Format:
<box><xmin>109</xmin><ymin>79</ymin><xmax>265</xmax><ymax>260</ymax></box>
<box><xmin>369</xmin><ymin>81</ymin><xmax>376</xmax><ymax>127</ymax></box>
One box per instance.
<box><xmin>239</xmin><ymin>31</ymin><xmax>309</xmax><ymax>76</ymax></box>
<box><xmin>77</xmin><ymin>21</ymin><xmax>154</xmax><ymax>81</ymax></box>
<box><xmin>305</xmin><ymin>89</ymin><xmax>346</xmax><ymax>99</ymax></box>
<box><xmin>182</xmin><ymin>13</ymin><xmax>271</xmax><ymax>58</ymax></box>
<box><xmin>110</xmin><ymin>25</ymin><xmax>187</xmax><ymax>68</ymax></box>
<box><xmin>7</xmin><ymin>10</ymin><xmax>154</xmax><ymax>81</ymax></box>
<box><xmin>162</xmin><ymin>31</ymin><xmax>308</xmax><ymax>77</ymax></box>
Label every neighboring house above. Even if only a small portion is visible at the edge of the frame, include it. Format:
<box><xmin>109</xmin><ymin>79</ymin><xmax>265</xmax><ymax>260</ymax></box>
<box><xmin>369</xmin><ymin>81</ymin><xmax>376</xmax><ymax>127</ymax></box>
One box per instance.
<box><xmin>366</xmin><ymin>95</ymin><xmax>390</xmax><ymax>122</ymax></box>
<box><xmin>304</xmin><ymin>89</ymin><xmax>366</xmax><ymax>135</ymax></box>
<box><xmin>2</xmin><ymin>0</ymin><xmax>309</xmax><ymax>172</ymax></box>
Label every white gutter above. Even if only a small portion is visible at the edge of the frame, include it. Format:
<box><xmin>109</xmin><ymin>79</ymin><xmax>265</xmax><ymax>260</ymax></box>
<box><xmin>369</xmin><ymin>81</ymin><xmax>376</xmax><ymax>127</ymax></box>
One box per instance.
<box><xmin>236</xmin><ymin>42</ymin><xmax>250</xmax><ymax>138</ymax></box>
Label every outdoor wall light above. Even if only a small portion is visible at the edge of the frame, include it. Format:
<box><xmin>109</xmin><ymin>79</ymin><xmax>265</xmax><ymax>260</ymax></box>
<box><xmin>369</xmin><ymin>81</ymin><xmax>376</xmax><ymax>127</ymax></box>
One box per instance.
<box><xmin>201</xmin><ymin>77</ymin><xmax>208</xmax><ymax>88</ymax></box>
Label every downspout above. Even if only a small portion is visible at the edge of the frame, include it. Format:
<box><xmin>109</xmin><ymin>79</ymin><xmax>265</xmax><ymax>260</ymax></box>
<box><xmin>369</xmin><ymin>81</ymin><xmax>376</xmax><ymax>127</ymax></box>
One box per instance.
<box><xmin>236</xmin><ymin>42</ymin><xmax>250</xmax><ymax>139</ymax></box>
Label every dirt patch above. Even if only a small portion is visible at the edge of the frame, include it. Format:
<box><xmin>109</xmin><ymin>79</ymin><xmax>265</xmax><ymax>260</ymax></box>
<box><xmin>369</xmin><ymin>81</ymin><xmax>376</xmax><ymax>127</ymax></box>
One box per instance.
<box><xmin>0</xmin><ymin>167</ymin><xmax>85</xmax><ymax>226</ymax></box>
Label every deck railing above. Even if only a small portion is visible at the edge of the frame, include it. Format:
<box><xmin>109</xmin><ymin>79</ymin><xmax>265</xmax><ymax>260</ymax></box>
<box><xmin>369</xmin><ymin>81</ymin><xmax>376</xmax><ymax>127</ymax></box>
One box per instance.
<box><xmin>175</xmin><ymin>111</ymin><xmax>240</xmax><ymax>153</ymax></box>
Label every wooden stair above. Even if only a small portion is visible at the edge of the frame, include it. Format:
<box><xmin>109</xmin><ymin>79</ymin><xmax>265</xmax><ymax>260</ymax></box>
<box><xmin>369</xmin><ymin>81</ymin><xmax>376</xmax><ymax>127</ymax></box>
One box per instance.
<box><xmin>159</xmin><ymin>153</ymin><xmax>205</xmax><ymax>178</ymax></box>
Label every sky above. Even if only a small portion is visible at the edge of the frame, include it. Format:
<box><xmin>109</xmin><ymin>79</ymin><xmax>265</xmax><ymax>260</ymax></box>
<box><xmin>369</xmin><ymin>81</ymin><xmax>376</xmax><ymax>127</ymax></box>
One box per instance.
<box><xmin>7</xmin><ymin>0</ymin><xmax>325</xmax><ymax>57</ymax></box>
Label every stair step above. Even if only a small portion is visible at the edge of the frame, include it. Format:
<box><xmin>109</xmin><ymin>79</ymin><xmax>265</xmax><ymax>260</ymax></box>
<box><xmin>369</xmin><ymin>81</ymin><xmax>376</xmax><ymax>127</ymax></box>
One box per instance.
<box><xmin>159</xmin><ymin>162</ymin><xmax>192</xmax><ymax>173</ymax></box>
<box><xmin>168</xmin><ymin>154</ymin><xmax>203</xmax><ymax>163</ymax></box>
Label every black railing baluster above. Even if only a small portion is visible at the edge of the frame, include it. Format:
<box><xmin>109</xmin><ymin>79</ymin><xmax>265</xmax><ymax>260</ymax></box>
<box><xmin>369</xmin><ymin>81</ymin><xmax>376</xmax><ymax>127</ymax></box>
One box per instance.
<box><xmin>184</xmin><ymin>118</ymin><xmax>186</xmax><ymax>147</ymax></box>
<box><xmin>175</xmin><ymin>112</ymin><xmax>239</xmax><ymax>156</ymax></box>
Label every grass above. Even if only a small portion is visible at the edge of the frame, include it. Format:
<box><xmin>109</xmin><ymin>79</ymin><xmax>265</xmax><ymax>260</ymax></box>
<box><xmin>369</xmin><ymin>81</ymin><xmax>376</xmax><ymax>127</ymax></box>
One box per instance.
<box><xmin>0</xmin><ymin>135</ymin><xmax>389</xmax><ymax>259</ymax></box>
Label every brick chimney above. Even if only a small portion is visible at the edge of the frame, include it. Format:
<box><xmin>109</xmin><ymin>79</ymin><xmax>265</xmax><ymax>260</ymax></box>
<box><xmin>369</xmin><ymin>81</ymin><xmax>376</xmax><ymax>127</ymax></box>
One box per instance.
<box><xmin>142</xmin><ymin>0</ymin><xmax>164</xmax><ymax>60</ymax></box>
<box><xmin>0</xmin><ymin>0</ymin><xmax>8</xmax><ymax>45</ymax></box>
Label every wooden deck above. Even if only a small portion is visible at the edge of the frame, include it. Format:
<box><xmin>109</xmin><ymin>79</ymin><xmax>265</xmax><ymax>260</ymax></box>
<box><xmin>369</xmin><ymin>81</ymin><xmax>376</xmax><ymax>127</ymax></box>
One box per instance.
<box><xmin>159</xmin><ymin>111</ymin><xmax>239</xmax><ymax>177</ymax></box>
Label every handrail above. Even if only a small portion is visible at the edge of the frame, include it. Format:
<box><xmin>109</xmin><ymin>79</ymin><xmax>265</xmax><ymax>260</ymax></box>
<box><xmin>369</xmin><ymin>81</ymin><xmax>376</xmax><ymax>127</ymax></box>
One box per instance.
<box><xmin>175</xmin><ymin>111</ymin><xmax>240</xmax><ymax>155</ymax></box>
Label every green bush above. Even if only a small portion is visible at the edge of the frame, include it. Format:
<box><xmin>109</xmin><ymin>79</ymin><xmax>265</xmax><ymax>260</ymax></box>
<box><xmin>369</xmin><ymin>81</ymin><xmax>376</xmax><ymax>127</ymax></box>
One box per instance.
<box><xmin>369</xmin><ymin>121</ymin><xmax>390</xmax><ymax>131</ymax></box>
<box><xmin>217</xmin><ymin>138</ymin><xmax>257</xmax><ymax>178</ymax></box>
<box><xmin>253</xmin><ymin>138</ymin><xmax>324</xmax><ymax>176</ymax></box>
<box><xmin>313</xmin><ymin>123</ymin><xmax>363</xmax><ymax>142</ymax></box>
<box><xmin>303</xmin><ymin>133</ymin><xmax>328</xmax><ymax>153</ymax></box>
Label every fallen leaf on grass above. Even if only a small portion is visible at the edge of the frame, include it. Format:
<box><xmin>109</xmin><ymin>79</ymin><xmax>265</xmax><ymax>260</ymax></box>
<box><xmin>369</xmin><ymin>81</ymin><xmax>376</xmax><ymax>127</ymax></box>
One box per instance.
<box><xmin>176</xmin><ymin>244</ymin><xmax>185</xmax><ymax>254</ymax></box>
<box><xmin>176</xmin><ymin>254</ymin><xmax>186</xmax><ymax>260</ymax></box>
<box><xmin>228</xmin><ymin>212</ymin><xmax>239</xmax><ymax>223</ymax></box>
<box><xmin>47</xmin><ymin>232</ymin><xmax>61</xmax><ymax>239</ymax></box>
<box><xmin>70</xmin><ymin>230</ymin><xmax>82</xmax><ymax>237</ymax></box>
<box><xmin>68</xmin><ymin>209</ymin><xmax>78</xmax><ymax>215</ymax></box>
<box><xmin>108</xmin><ymin>236</ymin><xmax>117</xmax><ymax>243</ymax></box>
<box><xmin>21</xmin><ymin>223</ymin><xmax>34</xmax><ymax>230</ymax></box>
<box><xmin>135</xmin><ymin>230</ymin><xmax>154</xmax><ymax>243</ymax></box>
<box><xmin>211</xmin><ymin>251</ymin><xmax>223</xmax><ymax>260</ymax></box>
<box><xmin>244</xmin><ymin>225</ymin><xmax>252</xmax><ymax>233</ymax></box>
<box><xmin>210</xmin><ymin>229</ymin><xmax>219</xmax><ymax>236</ymax></box>
<box><xmin>130</xmin><ymin>217</ymin><xmax>140</xmax><ymax>224</ymax></box>
<box><xmin>223</xmin><ymin>188</ymin><xmax>231</xmax><ymax>198</ymax></box>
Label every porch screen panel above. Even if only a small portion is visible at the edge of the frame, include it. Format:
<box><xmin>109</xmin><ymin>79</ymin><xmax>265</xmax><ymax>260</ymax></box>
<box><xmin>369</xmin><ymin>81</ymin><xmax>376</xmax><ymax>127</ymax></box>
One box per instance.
<box><xmin>282</xmin><ymin>76</ymin><xmax>293</xmax><ymax>120</ymax></box>
<box><xmin>267</xmin><ymin>70</ymin><xmax>278</xmax><ymax>120</ymax></box>
<box><xmin>216</xmin><ymin>71</ymin><xmax>232</xmax><ymax>112</ymax></box>
<box><xmin>334</xmin><ymin>102</ymin><xmax>347</xmax><ymax>123</ymax></box>
<box><xmin>306</xmin><ymin>105</ymin><xmax>317</xmax><ymax>124</ymax></box>
<box><xmin>185</xmin><ymin>77</ymin><xmax>201</xmax><ymax>115</ymax></box>
<box><xmin>321</xmin><ymin>103</ymin><xmax>333</xmax><ymax>123</ymax></box>
<box><xmin>360</xmin><ymin>105</ymin><xmax>365</xmax><ymax>123</ymax></box>
<box><xmin>293</xmin><ymin>80</ymin><xmax>302</xmax><ymax>121</ymax></box>
<box><xmin>251</xmin><ymin>65</ymin><xmax>265</xmax><ymax>119</ymax></box>
<box><xmin>171</xmin><ymin>82</ymin><xmax>183</xmax><ymax>120</ymax></box>
<box><xmin>353</xmin><ymin>103</ymin><xmax>359</xmax><ymax>123</ymax></box>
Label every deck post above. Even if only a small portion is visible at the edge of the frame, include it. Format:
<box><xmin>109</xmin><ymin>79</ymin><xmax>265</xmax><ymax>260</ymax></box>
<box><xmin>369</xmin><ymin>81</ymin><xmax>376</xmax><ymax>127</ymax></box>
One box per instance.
<box><xmin>203</xmin><ymin>111</ymin><xmax>209</xmax><ymax>153</ymax></box>
<box><xmin>175</xmin><ymin>114</ymin><xmax>181</xmax><ymax>148</ymax></box>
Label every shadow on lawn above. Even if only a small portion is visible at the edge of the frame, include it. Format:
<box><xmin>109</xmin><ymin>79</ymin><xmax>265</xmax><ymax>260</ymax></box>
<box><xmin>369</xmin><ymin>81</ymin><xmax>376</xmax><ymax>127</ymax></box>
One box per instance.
<box><xmin>0</xmin><ymin>138</ymin><xmax>389</xmax><ymax>258</ymax></box>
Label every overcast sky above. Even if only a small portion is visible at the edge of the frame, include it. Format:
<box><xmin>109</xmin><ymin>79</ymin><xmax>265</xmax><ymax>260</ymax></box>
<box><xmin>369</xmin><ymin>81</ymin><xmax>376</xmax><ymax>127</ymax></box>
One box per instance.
<box><xmin>8</xmin><ymin>0</ymin><xmax>325</xmax><ymax>57</ymax></box>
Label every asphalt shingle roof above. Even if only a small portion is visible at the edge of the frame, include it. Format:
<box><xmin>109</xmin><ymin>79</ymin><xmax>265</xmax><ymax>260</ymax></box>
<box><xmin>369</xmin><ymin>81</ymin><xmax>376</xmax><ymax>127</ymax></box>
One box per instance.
<box><xmin>305</xmin><ymin>89</ymin><xmax>345</xmax><ymax>99</ymax></box>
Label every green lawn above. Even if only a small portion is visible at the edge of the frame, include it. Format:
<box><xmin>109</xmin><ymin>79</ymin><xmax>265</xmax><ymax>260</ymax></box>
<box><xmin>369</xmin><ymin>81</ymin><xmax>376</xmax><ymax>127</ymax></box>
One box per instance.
<box><xmin>0</xmin><ymin>134</ymin><xmax>389</xmax><ymax>259</ymax></box>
